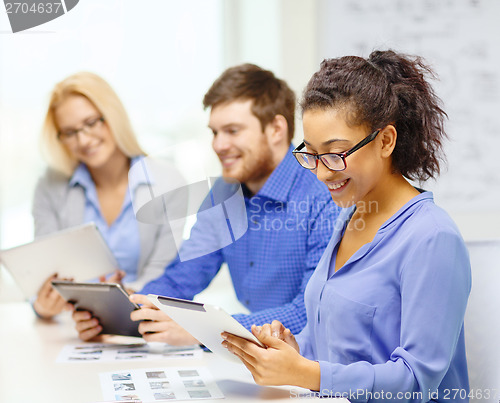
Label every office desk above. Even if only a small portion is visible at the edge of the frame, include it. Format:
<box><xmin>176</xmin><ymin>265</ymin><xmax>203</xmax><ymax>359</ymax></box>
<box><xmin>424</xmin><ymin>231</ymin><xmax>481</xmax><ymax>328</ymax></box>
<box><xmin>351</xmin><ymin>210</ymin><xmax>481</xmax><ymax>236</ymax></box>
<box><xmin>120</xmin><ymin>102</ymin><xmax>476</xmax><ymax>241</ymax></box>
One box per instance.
<box><xmin>0</xmin><ymin>302</ymin><xmax>347</xmax><ymax>403</ymax></box>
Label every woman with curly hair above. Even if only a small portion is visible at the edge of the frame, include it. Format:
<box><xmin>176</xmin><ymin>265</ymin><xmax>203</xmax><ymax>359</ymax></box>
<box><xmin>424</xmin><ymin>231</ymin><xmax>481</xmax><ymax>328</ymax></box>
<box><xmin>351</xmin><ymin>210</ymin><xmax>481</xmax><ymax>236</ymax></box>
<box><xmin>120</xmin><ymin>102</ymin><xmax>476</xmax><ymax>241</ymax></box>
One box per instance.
<box><xmin>222</xmin><ymin>50</ymin><xmax>471</xmax><ymax>402</ymax></box>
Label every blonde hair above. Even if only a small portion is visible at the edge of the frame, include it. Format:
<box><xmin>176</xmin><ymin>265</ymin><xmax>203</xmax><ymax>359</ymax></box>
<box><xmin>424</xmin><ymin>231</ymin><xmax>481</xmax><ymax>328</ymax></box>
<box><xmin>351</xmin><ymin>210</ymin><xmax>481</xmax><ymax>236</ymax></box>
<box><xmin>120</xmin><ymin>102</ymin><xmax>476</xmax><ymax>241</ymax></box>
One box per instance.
<box><xmin>41</xmin><ymin>72</ymin><xmax>146</xmax><ymax>176</ymax></box>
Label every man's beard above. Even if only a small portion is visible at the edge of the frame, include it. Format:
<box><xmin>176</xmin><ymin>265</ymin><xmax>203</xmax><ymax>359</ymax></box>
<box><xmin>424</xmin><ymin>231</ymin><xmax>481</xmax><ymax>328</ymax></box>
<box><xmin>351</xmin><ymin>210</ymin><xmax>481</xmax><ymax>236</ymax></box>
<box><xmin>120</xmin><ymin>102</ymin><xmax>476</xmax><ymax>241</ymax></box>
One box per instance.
<box><xmin>223</xmin><ymin>138</ymin><xmax>276</xmax><ymax>186</ymax></box>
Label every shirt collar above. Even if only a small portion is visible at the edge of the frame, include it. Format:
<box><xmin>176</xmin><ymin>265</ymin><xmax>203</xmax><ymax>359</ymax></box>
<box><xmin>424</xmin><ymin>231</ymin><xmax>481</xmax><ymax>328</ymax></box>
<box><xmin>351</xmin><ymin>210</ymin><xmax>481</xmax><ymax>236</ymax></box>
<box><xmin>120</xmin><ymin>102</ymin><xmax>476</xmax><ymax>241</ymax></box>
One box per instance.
<box><xmin>378</xmin><ymin>190</ymin><xmax>433</xmax><ymax>232</ymax></box>
<box><xmin>254</xmin><ymin>144</ymin><xmax>300</xmax><ymax>202</ymax></box>
<box><xmin>69</xmin><ymin>163</ymin><xmax>93</xmax><ymax>189</ymax></box>
<box><xmin>335</xmin><ymin>191</ymin><xmax>434</xmax><ymax>238</ymax></box>
<box><xmin>69</xmin><ymin>156</ymin><xmax>145</xmax><ymax>194</ymax></box>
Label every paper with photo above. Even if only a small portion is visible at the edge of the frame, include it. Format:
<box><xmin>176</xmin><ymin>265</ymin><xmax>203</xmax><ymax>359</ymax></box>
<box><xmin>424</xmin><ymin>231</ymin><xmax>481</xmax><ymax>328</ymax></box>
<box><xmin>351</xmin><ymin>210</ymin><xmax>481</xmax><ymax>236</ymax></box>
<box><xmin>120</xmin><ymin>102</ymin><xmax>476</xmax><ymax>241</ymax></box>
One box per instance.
<box><xmin>99</xmin><ymin>366</ymin><xmax>224</xmax><ymax>401</ymax></box>
<box><xmin>57</xmin><ymin>342</ymin><xmax>202</xmax><ymax>363</ymax></box>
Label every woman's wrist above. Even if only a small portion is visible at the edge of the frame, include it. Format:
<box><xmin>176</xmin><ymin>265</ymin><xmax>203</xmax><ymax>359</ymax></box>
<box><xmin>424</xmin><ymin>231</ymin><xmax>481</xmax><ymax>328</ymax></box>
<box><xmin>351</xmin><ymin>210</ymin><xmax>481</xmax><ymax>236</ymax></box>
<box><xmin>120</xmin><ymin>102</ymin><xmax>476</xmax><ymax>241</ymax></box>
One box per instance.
<box><xmin>295</xmin><ymin>357</ymin><xmax>321</xmax><ymax>391</ymax></box>
<box><xmin>32</xmin><ymin>300</ymin><xmax>53</xmax><ymax>320</ymax></box>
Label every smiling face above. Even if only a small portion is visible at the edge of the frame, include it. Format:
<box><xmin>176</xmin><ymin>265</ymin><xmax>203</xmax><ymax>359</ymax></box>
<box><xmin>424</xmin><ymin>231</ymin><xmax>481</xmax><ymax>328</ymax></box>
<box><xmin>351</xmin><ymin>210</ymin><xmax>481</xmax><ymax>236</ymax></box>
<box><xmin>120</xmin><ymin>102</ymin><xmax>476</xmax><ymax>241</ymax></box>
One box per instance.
<box><xmin>209</xmin><ymin>99</ymin><xmax>277</xmax><ymax>193</ymax></box>
<box><xmin>302</xmin><ymin>108</ymin><xmax>391</xmax><ymax>208</ymax></box>
<box><xmin>54</xmin><ymin>94</ymin><xmax>123</xmax><ymax>170</ymax></box>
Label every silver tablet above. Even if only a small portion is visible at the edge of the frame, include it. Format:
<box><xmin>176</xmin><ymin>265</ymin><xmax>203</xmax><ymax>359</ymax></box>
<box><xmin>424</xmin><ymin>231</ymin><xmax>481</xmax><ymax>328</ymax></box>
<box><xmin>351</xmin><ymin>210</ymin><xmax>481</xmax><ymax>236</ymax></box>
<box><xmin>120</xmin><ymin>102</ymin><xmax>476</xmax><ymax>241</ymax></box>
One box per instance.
<box><xmin>148</xmin><ymin>294</ymin><xmax>265</xmax><ymax>363</ymax></box>
<box><xmin>52</xmin><ymin>280</ymin><xmax>141</xmax><ymax>338</ymax></box>
<box><xmin>0</xmin><ymin>223</ymin><xmax>117</xmax><ymax>298</ymax></box>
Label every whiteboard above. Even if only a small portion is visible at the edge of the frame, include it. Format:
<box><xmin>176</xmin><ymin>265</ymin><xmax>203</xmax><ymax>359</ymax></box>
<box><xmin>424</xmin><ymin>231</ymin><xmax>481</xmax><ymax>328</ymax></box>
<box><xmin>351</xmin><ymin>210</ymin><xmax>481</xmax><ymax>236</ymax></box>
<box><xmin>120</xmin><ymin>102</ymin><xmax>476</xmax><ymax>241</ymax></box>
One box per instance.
<box><xmin>464</xmin><ymin>240</ymin><xmax>500</xmax><ymax>401</ymax></box>
<box><xmin>317</xmin><ymin>0</ymin><xmax>500</xmax><ymax>214</ymax></box>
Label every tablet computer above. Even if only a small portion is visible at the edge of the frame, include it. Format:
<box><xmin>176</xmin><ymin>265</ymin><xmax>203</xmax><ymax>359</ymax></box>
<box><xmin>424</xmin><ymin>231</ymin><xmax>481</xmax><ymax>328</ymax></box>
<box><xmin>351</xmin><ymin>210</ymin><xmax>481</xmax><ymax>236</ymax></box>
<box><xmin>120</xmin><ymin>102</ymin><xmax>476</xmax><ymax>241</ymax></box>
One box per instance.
<box><xmin>148</xmin><ymin>294</ymin><xmax>265</xmax><ymax>363</ymax></box>
<box><xmin>52</xmin><ymin>280</ymin><xmax>141</xmax><ymax>338</ymax></box>
<box><xmin>0</xmin><ymin>223</ymin><xmax>117</xmax><ymax>298</ymax></box>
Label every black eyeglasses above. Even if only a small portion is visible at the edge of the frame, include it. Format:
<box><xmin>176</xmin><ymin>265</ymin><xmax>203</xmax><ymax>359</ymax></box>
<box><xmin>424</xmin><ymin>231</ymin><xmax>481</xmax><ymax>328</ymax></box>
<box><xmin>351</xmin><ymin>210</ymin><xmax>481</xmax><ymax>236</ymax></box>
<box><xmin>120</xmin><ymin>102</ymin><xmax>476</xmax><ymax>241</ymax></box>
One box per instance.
<box><xmin>57</xmin><ymin>116</ymin><xmax>105</xmax><ymax>144</ymax></box>
<box><xmin>292</xmin><ymin>129</ymin><xmax>380</xmax><ymax>172</ymax></box>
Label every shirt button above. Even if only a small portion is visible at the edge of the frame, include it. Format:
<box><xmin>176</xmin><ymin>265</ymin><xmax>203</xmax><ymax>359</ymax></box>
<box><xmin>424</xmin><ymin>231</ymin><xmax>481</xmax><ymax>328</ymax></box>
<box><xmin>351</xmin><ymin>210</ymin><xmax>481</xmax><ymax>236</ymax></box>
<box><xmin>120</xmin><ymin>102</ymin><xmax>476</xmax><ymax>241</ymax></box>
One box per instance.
<box><xmin>245</xmin><ymin>300</ymin><xmax>250</xmax><ymax>306</ymax></box>
<box><xmin>249</xmin><ymin>261</ymin><xmax>254</xmax><ymax>267</ymax></box>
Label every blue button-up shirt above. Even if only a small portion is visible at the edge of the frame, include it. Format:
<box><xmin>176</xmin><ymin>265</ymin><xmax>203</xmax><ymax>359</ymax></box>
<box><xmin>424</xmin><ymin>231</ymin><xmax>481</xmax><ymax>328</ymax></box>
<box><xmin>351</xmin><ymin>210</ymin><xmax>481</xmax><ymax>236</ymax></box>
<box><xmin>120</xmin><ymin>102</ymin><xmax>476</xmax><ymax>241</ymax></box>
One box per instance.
<box><xmin>141</xmin><ymin>147</ymin><xmax>340</xmax><ymax>333</ymax></box>
<box><xmin>297</xmin><ymin>192</ymin><xmax>471</xmax><ymax>402</ymax></box>
<box><xmin>69</xmin><ymin>158</ymin><xmax>142</xmax><ymax>283</ymax></box>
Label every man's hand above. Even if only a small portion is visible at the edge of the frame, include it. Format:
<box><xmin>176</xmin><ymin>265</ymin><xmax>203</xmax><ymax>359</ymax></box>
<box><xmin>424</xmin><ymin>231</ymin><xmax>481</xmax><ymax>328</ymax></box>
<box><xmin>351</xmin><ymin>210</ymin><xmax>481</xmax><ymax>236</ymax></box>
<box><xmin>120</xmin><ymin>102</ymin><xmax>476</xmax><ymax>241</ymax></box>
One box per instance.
<box><xmin>69</xmin><ymin>269</ymin><xmax>126</xmax><ymax>341</ymax></box>
<box><xmin>72</xmin><ymin>309</ymin><xmax>103</xmax><ymax>341</ymax></box>
<box><xmin>130</xmin><ymin>294</ymin><xmax>199</xmax><ymax>345</ymax></box>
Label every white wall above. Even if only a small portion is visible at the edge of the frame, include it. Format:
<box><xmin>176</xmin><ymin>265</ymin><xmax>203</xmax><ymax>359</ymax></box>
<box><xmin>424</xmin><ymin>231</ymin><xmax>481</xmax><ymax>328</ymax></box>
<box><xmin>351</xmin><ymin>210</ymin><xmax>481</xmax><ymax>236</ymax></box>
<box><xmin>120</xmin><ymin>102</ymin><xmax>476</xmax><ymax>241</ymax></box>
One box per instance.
<box><xmin>0</xmin><ymin>0</ymin><xmax>224</xmax><ymax>249</ymax></box>
<box><xmin>1</xmin><ymin>0</ymin><xmax>496</xmax><ymax>249</ymax></box>
<box><xmin>222</xmin><ymin>0</ymin><xmax>318</xmax><ymax>144</ymax></box>
<box><xmin>316</xmin><ymin>0</ymin><xmax>500</xmax><ymax>240</ymax></box>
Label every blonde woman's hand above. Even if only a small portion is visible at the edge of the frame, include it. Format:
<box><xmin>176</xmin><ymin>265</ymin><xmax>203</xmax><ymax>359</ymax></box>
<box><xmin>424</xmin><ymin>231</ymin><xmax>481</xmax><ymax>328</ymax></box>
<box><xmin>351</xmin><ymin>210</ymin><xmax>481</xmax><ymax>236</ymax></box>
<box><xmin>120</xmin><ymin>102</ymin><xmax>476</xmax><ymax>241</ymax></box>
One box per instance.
<box><xmin>99</xmin><ymin>269</ymin><xmax>125</xmax><ymax>285</ymax></box>
<box><xmin>33</xmin><ymin>274</ymin><xmax>73</xmax><ymax>319</ymax></box>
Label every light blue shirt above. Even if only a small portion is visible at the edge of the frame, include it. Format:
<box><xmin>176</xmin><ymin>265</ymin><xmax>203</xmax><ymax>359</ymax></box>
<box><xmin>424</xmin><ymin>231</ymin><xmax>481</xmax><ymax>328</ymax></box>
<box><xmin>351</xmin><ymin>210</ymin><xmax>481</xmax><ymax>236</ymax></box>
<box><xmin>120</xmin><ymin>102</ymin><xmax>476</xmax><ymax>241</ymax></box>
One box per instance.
<box><xmin>69</xmin><ymin>158</ymin><xmax>142</xmax><ymax>284</ymax></box>
<box><xmin>296</xmin><ymin>191</ymin><xmax>471</xmax><ymax>402</ymax></box>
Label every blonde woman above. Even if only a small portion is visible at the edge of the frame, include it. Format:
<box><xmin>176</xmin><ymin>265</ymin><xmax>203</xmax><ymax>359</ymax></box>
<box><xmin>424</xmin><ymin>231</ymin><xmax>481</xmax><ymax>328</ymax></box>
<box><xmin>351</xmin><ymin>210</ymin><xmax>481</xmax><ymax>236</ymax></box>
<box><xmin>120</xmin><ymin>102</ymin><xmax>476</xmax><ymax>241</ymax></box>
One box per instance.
<box><xmin>32</xmin><ymin>72</ymin><xmax>184</xmax><ymax>319</ymax></box>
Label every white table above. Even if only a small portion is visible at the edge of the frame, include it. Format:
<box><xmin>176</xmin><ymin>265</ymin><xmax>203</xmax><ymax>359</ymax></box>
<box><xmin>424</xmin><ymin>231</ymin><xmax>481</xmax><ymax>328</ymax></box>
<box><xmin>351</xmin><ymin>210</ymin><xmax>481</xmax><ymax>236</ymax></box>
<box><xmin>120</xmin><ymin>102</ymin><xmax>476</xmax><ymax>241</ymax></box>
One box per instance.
<box><xmin>0</xmin><ymin>302</ymin><xmax>346</xmax><ymax>403</ymax></box>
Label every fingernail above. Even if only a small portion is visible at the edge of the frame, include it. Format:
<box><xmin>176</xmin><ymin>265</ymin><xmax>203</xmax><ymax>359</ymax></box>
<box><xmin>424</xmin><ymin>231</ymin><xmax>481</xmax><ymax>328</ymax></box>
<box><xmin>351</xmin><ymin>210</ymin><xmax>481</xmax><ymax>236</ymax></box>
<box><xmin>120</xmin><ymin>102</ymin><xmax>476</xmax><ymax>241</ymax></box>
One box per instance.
<box><xmin>221</xmin><ymin>333</ymin><xmax>227</xmax><ymax>340</ymax></box>
<box><xmin>272</xmin><ymin>331</ymin><xmax>278</xmax><ymax>338</ymax></box>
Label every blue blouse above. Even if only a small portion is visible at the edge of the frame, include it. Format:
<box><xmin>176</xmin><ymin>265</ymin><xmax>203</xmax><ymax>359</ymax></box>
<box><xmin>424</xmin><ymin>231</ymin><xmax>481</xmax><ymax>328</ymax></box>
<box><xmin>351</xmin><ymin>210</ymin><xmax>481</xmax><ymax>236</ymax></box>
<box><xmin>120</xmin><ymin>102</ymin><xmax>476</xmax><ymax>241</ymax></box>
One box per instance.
<box><xmin>296</xmin><ymin>192</ymin><xmax>471</xmax><ymax>402</ymax></box>
<box><xmin>69</xmin><ymin>158</ymin><xmax>141</xmax><ymax>284</ymax></box>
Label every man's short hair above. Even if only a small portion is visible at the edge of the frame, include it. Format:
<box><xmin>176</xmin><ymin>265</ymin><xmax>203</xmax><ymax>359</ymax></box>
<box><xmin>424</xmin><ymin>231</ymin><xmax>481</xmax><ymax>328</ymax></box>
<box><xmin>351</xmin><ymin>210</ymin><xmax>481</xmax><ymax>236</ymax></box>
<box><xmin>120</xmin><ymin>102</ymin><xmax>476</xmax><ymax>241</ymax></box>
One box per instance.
<box><xmin>203</xmin><ymin>64</ymin><xmax>295</xmax><ymax>143</ymax></box>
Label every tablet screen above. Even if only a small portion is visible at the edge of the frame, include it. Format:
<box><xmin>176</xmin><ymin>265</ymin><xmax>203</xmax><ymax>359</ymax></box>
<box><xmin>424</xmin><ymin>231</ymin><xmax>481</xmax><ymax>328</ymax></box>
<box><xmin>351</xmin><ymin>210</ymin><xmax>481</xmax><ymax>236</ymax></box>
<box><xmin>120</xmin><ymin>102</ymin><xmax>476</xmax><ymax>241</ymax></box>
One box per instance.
<box><xmin>52</xmin><ymin>281</ymin><xmax>141</xmax><ymax>338</ymax></box>
<box><xmin>0</xmin><ymin>223</ymin><xmax>116</xmax><ymax>298</ymax></box>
